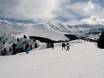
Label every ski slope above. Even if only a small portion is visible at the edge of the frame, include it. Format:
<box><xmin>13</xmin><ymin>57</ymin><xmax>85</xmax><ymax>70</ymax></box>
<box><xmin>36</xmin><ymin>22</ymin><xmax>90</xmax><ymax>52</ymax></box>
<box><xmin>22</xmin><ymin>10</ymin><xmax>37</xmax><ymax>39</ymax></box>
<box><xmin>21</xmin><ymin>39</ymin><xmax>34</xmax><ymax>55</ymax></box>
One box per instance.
<box><xmin>0</xmin><ymin>40</ymin><xmax>104</xmax><ymax>78</ymax></box>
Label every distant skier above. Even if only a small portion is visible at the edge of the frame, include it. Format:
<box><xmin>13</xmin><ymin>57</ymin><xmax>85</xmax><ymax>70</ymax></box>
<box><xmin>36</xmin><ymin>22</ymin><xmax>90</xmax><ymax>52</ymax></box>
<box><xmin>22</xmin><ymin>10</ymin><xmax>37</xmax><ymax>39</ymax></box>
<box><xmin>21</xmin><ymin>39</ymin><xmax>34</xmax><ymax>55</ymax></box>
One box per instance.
<box><xmin>12</xmin><ymin>43</ymin><xmax>17</xmax><ymax>55</ymax></box>
<box><xmin>66</xmin><ymin>42</ymin><xmax>70</xmax><ymax>51</ymax></box>
<box><xmin>1</xmin><ymin>48</ymin><xmax>7</xmax><ymax>56</ymax></box>
<box><xmin>46</xmin><ymin>43</ymin><xmax>50</xmax><ymax>48</ymax></box>
<box><xmin>25</xmin><ymin>43</ymin><xmax>30</xmax><ymax>54</ymax></box>
<box><xmin>30</xmin><ymin>45</ymin><xmax>32</xmax><ymax>50</ymax></box>
<box><xmin>34</xmin><ymin>42</ymin><xmax>38</xmax><ymax>48</ymax></box>
<box><xmin>51</xmin><ymin>43</ymin><xmax>54</xmax><ymax>49</ymax></box>
<box><xmin>62</xmin><ymin>42</ymin><xmax>66</xmax><ymax>50</ymax></box>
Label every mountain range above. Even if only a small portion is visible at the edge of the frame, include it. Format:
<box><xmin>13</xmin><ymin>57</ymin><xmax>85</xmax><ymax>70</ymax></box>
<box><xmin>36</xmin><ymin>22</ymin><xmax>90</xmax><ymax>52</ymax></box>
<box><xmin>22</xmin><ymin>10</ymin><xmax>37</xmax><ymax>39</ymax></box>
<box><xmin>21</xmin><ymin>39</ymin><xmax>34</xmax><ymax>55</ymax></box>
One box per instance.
<box><xmin>0</xmin><ymin>17</ymin><xmax>104</xmax><ymax>41</ymax></box>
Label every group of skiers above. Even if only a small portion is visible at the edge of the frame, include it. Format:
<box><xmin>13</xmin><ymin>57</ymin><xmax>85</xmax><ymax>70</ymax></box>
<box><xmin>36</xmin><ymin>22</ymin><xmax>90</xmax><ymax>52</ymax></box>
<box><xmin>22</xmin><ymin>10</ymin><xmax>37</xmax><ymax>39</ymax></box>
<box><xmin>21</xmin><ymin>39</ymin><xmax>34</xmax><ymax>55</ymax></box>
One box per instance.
<box><xmin>12</xmin><ymin>41</ymin><xmax>38</xmax><ymax>55</ymax></box>
<box><xmin>1</xmin><ymin>43</ymin><xmax>33</xmax><ymax>55</ymax></box>
<box><xmin>1</xmin><ymin>38</ymin><xmax>38</xmax><ymax>55</ymax></box>
<box><xmin>1</xmin><ymin>38</ymin><xmax>70</xmax><ymax>56</ymax></box>
<box><xmin>47</xmin><ymin>43</ymin><xmax>54</xmax><ymax>49</ymax></box>
<box><xmin>46</xmin><ymin>41</ymin><xmax>70</xmax><ymax>51</ymax></box>
<box><xmin>62</xmin><ymin>42</ymin><xmax>70</xmax><ymax>51</ymax></box>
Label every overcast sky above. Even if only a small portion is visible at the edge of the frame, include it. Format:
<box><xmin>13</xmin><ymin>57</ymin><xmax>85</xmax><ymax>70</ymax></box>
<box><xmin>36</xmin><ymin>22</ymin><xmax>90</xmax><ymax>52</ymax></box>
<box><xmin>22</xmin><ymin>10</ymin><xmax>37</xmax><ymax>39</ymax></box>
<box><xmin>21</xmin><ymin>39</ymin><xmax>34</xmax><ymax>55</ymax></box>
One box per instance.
<box><xmin>54</xmin><ymin>0</ymin><xmax>104</xmax><ymax>24</ymax></box>
<box><xmin>0</xmin><ymin>0</ymin><xmax>58</xmax><ymax>19</ymax></box>
<box><xmin>0</xmin><ymin>0</ymin><xmax>104</xmax><ymax>23</ymax></box>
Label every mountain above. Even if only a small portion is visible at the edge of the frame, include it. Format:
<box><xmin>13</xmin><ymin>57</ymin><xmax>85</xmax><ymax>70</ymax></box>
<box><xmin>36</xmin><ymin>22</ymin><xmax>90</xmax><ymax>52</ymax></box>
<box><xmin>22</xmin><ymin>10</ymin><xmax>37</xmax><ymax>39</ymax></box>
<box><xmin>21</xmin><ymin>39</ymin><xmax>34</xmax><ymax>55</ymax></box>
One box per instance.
<box><xmin>0</xmin><ymin>19</ymin><xmax>26</xmax><ymax>35</ymax></box>
<box><xmin>0</xmin><ymin>18</ymin><xmax>104</xmax><ymax>55</ymax></box>
<box><xmin>0</xmin><ymin>19</ymin><xmax>68</xmax><ymax>41</ymax></box>
<box><xmin>0</xmin><ymin>18</ymin><xmax>104</xmax><ymax>41</ymax></box>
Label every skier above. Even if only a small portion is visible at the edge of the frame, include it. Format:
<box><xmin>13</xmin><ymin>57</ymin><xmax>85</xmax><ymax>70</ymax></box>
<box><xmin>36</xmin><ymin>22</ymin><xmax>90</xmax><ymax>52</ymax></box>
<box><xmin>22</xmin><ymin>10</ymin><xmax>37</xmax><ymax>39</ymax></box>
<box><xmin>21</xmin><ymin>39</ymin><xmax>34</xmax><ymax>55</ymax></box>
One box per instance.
<box><xmin>34</xmin><ymin>42</ymin><xmax>38</xmax><ymax>48</ymax></box>
<box><xmin>1</xmin><ymin>48</ymin><xmax>7</xmax><ymax>56</ymax></box>
<box><xmin>66</xmin><ymin>42</ymin><xmax>70</xmax><ymax>51</ymax></box>
<box><xmin>25</xmin><ymin>43</ymin><xmax>30</xmax><ymax>54</ymax></box>
<box><xmin>12</xmin><ymin>43</ymin><xmax>17</xmax><ymax>55</ymax></box>
<box><xmin>51</xmin><ymin>43</ymin><xmax>54</xmax><ymax>49</ymax></box>
<box><xmin>62</xmin><ymin>42</ymin><xmax>66</xmax><ymax>50</ymax></box>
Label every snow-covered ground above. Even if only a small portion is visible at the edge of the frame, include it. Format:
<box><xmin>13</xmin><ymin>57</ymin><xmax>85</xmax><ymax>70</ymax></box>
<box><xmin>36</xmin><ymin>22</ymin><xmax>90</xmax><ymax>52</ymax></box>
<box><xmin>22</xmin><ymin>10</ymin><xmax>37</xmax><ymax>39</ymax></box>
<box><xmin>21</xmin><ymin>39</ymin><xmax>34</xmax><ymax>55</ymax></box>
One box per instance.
<box><xmin>0</xmin><ymin>40</ymin><xmax>104</xmax><ymax>78</ymax></box>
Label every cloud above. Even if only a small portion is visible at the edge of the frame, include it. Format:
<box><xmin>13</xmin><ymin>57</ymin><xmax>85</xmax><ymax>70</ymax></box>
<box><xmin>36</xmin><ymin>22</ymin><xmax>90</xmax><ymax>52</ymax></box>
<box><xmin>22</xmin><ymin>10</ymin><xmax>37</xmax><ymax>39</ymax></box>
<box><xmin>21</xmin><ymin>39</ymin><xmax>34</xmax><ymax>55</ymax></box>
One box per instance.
<box><xmin>0</xmin><ymin>0</ymin><xmax>19</xmax><ymax>17</ymax></box>
<box><xmin>81</xmin><ymin>16</ymin><xmax>104</xmax><ymax>25</ymax></box>
<box><xmin>84</xmin><ymin>1</ymin><xmax>95</xmax><ymax>12</ymax></box>
<box><xmin>53</xmin><ymin>0</ymin><xmax>89</xmax><ymax>22</ymax></box>
<box><xmin>0</xmin><ymin>0</ymin><xmax>58</xmax><ymax>19</ymax></box>
<box><xmin>92</xmin><ymin>0</ymin><xmax>104</xmax><ymax>7</ymax></box>
<box><xmin>0</xmin><ymin>0</ymin><xmax>104</xmax><ymax>24</ymax></box>
<box><xmin>53</xmin><ymin>0</ymin><xmax>104</xmax><ymax>24</ymax></box>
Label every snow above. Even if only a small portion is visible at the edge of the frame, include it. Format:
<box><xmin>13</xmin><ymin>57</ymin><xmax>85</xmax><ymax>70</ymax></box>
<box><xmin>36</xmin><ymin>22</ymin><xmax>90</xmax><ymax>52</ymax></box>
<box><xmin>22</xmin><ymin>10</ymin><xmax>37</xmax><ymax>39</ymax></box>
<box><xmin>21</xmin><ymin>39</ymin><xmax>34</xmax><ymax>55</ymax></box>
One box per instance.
<box><xmin>22</xmin><ymin>24</ymin><xmax>68</xmax><ymax>41</ymax></box>
<box><xmin>0</xmin><ymin>40</ymin><xmax>104</xmax><ymax>78</ymax></box>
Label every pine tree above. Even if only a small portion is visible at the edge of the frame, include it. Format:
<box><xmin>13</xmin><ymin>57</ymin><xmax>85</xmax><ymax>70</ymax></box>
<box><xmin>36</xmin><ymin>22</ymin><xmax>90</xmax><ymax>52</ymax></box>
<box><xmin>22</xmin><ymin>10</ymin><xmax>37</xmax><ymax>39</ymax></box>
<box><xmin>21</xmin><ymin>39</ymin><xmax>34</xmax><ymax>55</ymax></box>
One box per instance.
<box><xmin>24</xmin><ymin>35</ymin><xmax>27</xmax><ymax>39</ymax></box>
<box><xmin>97</xmin><ymin>31</ymin><xmax>104</xmax><ymax>48</ymax></box>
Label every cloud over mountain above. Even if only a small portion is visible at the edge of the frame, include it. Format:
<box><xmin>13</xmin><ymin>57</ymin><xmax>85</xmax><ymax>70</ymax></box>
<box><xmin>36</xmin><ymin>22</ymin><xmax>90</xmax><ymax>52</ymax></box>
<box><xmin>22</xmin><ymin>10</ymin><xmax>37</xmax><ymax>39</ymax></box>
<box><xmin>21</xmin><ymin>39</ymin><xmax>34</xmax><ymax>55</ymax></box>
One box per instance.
<box><xmin>53</xmin><ymin>0</ymin><xmax>104</xmax><ymax>24</ymax></box>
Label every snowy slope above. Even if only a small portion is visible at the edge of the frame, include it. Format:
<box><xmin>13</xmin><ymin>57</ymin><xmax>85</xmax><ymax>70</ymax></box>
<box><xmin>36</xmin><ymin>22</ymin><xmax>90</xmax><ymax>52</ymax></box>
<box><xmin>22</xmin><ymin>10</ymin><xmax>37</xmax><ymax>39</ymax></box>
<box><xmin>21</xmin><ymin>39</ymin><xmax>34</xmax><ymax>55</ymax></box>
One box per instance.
<box><xmin>22</xmin><ymin>24</ymin><xmax>68</xmax><ymax>41</ymax></box>
<box><xmin>0</xmin><ymin>40</ymin><xmax>104</xmax><ymax>78</ymax></box>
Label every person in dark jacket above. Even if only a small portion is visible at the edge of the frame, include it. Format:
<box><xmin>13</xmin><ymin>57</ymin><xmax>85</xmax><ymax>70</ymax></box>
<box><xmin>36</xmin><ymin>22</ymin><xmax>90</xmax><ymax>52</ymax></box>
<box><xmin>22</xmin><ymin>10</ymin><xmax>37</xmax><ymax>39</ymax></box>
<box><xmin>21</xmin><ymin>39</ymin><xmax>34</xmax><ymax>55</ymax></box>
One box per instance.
<box><xmin>66</xmin><ymin>42</ymin><xmax>70</xmax><ymax>51</ymax></box>
<box><xmin>25</xmin><ymin>43</ymin><xmax>30</xmax><ymax>54</ymax></box>
<box><xmin>51</xmin><ymin>43</ymin><xmax>54</xmax><ymax>49</ymax></box>
<box><xmin>1</xmin><ymin>48</ymin><xmax>7</xmax><ymax>56</ymax></box>
<box><xmin>12</xmin><ymin>43</ymin><xmax>17</xmax><ymax>55</ymax></box>
<box><xmin>30</xmin><ymin>45</ymin><xmax>32</xmax><ymax>50</ymax></box>
<box><xmin>62</xmin><ymin>42</ymin><xmax>66</xmax><ymax>50</ymax></box>
<box><xmin>34</xmin><ymin>42</ymin><xmax>38</xmax><ymax>48</ymax></box>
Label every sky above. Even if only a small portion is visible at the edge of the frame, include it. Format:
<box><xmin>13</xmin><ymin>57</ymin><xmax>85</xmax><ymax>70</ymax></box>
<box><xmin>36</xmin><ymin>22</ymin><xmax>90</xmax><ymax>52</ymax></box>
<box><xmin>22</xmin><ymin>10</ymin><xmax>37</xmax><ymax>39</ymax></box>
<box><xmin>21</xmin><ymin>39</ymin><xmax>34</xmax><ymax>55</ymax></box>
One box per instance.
<box><xmin>54</xmin><ymin>0</ymin><xmax>104</xmax><ymax>24</ymax></box>
<box><xmin>0</xmin><ymin>0</ymin><xmax>58</xmax><ymax>19</ymax></box>
<box><xmin>0</xmin><ymin>0</ymin><xmax>104</xmax><ymax>24</ymax></box>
